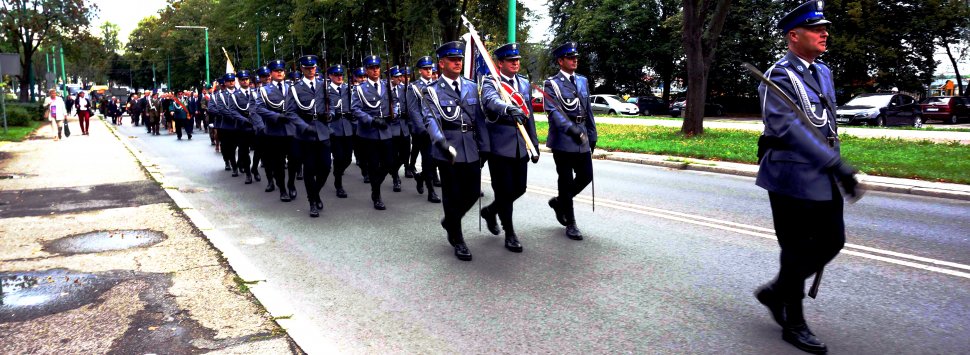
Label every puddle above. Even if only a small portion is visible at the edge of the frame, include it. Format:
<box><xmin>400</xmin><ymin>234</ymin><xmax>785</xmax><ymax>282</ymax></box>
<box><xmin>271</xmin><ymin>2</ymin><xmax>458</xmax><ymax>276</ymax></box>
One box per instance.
<box><xmin>0</xmin><ymin>269</ymin><xmax>122</xmax><ymax>322</ymax></box>
<box><xmin>178</xmin><ymin>187</ymin><xmax>207</xmax><ymax>193</ymax></box>
<box><xmin>44</xmin><ymin>230</ymin><xmax>167</xmax><ymax>255</ymax></box>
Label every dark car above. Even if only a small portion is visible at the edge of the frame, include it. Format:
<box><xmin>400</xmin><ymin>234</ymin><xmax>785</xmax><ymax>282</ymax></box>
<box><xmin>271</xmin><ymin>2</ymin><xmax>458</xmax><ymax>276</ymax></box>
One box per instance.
<box><xmin>919</xmin><ymin>96</ymin><xmax>970</xmax><ymax>124</ymax></box>
<box><xmin>627</xmin><ymin>96</ymin><xmax>669</xmax><ymax>116</ymax></box>
<box><xmin>668</xmin><ymin>98</ymin><xmax>724</xmax><ymax>117</ymax></box>
<box><xmin>835</xmin><ymin>93</ymin><xmax>923</xmax><ymax>127</ymax></box>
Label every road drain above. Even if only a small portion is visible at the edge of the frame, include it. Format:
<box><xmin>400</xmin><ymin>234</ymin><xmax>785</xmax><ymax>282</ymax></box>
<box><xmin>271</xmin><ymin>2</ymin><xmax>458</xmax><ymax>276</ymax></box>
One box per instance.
<box><xmin>44</xmin><ymin>230</ymin><xmax>167</xmax><ymax>255</ymax></box>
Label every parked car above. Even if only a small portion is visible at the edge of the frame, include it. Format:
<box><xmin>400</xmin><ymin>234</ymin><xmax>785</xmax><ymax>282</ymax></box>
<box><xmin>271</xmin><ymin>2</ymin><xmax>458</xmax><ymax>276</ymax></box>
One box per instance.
<box><xmin>626</xmin><ymin>96</ymin><xmax>669</xmax><ymax>116</ymax></box>
<box><xmin>668</xmin><ymin>98</ymin><xmax>724</xmax><ymax>117</ymax></box>
<box><xmin>531</xmin><ymin>96</ymin><xmax>545</xmax><ymax>113</ymax></box>
<box><xmin>919</xmin><ymin>96</ymin><xmax>970</xmax><ymax>124</ymax></box>
<box><xmin>590</xmin><ymin>94</ymin><xmax>639</xmax><ymax>115</ymax></box>
<box><xmin>835</xmin><ymin>93</ymin><xmax>923</xmax><ymax>127</ymax></box>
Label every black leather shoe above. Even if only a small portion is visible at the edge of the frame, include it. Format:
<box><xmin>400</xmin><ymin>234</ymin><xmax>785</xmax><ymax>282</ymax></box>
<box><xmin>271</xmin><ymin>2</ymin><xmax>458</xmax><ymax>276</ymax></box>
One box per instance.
<box><xmin>224</xmin><ymin>164</ymin><xmax>231</xmax><ymax>171</ymax></box>
<box><xmin>309</xmin><ymin>202</ymin><xmax>320</xmax><ymax>218</ymax></box>
<box><xmin>253</xmin><ymin>173</ymin><xmax>261</xmax><ymax>182</ymax></box>
<box><xmin>373</xmin><ymin>199</ymin><xmax>386</xmax><ymax>210</ymax></box>
<box><xmin>415</xmin><ymin>174</ymin><xmax>425</xmax><ymax>194</ymax></box>
<box><xmin>336</xmin><ymin>187</ymin><xmax>348</xmax><ymax>198</ymax></box>
<box><xmin>232</xmin><ymin>168</ymin><xmax>239</xmax><ymax>177</ymax></box>
<box><xmin>453</xmin><ymin>243</ymin><xmax>473</xmax><ymax>261</ymax></box>
<box><xmin>427</xmin><ymin>190</ymin><xmax>441</xmax><ymax>203</ymax></box>
<box><xmin>565</xmin><ymin>224</ymin><xmax>583</xmax><ymax>240</ymax></box>
<box><xmin>245</xmin><ymin>173</ymin><xmax>253</xmax><ymax>184</ymax></box>
<box><xmin>265</xmin><ymin>180</ymin><xmax>275</xmax><ymax>192</ymax></box>
<box><xmin>288</xmin><ymin>185</ymin><xmax>298</xmax><ymax>200</ymax></box>
<box><xmin>505</xmin><ymin>234</ymin><xmax>523</xmax><ymax>253</ymax></box>
<box><xmin>782</xmin><ymin>323</ymin><xmax>828</xmax><ymax>354</ymax></box>
<box><xmin>392</xmin><ymin>179</ymin><xmax>402</xmax><ymax>192</ymax></box>
<box><xmin>481</xmin><ymin>207</ymin><xmax>500</xmax><ymax>235</ymax></box>
<box><xmin>755</xmin><ymin>285</ymin><xmax>786</xmax><ymax>328</ymax></box>
<box><xmin>549</xmin><ymin>198</ymin><xmax>568</xmax><ymax>226</ymax></box>
<box><xmin>280</xmin><ymin>190</ymin><xmax>291</xmax><ymax>202</ymax></box>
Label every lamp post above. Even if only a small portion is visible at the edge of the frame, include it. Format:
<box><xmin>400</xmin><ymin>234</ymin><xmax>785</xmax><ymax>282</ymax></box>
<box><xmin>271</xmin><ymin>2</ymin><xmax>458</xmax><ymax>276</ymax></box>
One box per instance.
<box><xmin>175</xmin><ymin>26</ymin><xmax>210</xmax><ymax>85</ymax></box>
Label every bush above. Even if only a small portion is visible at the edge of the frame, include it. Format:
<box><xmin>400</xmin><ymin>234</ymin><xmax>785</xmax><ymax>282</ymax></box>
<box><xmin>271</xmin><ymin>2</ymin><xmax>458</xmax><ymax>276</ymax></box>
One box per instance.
<box><xmin>3</xmin><ymin>102</ymin><xmax>44</xmax><ymax>126</ymax></box>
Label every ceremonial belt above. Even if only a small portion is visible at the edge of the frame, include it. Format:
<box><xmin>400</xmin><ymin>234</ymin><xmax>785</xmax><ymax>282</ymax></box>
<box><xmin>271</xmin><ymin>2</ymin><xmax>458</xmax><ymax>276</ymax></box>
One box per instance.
<box><xmin>441</xmin><ymin>121</ymin><xmax>474</xmax><ymax>133</ymax></box>
<box><xmin>567</xmin><ymin>114</ymin><xmax>585</xmax><ymax>124</ymax></box>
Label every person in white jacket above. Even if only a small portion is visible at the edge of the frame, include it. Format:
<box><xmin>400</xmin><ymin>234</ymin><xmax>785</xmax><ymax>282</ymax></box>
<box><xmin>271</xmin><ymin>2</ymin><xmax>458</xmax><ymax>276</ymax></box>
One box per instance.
<box><xmin>43</xmin><ymin>89</ymin><xmax>66</xmax><ymax>140</ymax></box>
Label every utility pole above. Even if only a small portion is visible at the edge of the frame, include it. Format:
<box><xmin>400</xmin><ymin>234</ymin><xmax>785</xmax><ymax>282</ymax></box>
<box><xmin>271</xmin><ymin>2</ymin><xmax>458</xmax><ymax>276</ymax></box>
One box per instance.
<box><xmin>175</xmin><ymin>26</ymin><xmax>210</xmax><ymax>85</ymax></box>
<box><xmin>508</xmin><ymin>0</ymin><xmax>516</xmax><ymax>43</ymax></box>
<box><xmin>167</xmin><ymin>56</ymin><xmax>171</xmax><ymax>90</ymax></box>
<box><xmin>59</xmin><ymin>45</ymin><xmax>67</xmax><ymax>97</ymax></box>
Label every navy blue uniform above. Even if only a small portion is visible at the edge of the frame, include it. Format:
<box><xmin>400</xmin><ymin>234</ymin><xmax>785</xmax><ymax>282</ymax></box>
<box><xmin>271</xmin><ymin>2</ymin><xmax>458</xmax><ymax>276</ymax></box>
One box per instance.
<box><xmin>327</xmin><ymin>82</ymin><xmax>354</xmax><ymax>196</ymax></box>
<box><xmin>351</xmin><ymin>78</ymin><xmax>395</xmax><ymax>207</ymax></box>
<box><xmin>406</xmin><ymin>78</ymin><xmax>440</xmax><ymax>200</ymax></box>
<box><xmin>286</xmin><ymin>76</ymin><xmax>332</xmax><ymax>209</ymax></box>
<box><xmin>254</xmin><ymin>80</ymin><xmax>297</xmax><ymax>198</ymax></box>
<box><xmin>226</xmin><ymin>88</ymin><xmax>257</xmax><ymax>180</ymax></box>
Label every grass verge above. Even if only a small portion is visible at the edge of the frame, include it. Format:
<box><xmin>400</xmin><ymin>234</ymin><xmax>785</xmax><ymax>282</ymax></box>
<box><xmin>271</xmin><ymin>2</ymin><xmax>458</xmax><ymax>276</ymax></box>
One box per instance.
<box><xmin>0</xmin><ymin>121</ymin><xmax>42</xmax><ymax>142</ymax></box>
<box><xmin>535</xmin><ymin>121</ymin><xmax>970</xmax><ymax>184</ymax></box>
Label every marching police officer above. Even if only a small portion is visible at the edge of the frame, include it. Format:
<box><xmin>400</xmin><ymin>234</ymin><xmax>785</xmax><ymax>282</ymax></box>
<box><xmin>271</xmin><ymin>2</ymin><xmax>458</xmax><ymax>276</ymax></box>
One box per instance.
<box><xmin>215</xmin><ymin>73</ymin><xmax>241</xmax><ymax>176</ymax></box>
<box><xmin>388</xmin><ymin>65</ymin><xmax>411</xmax><ymax>193</ymax></box>
<box><xmin>406</xmin><ymin>56</ymin><xmax>441</xmax><ymax>203</ymax></box>
<box><xmin>227</xmin><ymin>70</ymin><xmax>258</xmax><ymax>184</ymax></box>
<box><xmin>544</xmin><ymin>41</ymin><xmax>597</xmax><ymax>241</ymax></box>
<box><xmin>421</xmin><ymin>41</ymin><xmax>489</xmax><ymax>261</ymax></box>
<box><xmin>479</xmin><ymin>43</ymin><xmax>539</xmax><ymax>253</ymax></box>
<box><xmin>287</xmin><ymin>55</ymin><xmax>332</xmax><ymax>217</ymax></box>
<box><xmin>250</xmin><ymin>66</ymin><xmax>273</xmax><ymax>186</ymax></box>
<box><xmin>351</xmin><ymin>55</ymin><xmax>395</xmax><ymax>210</ymax></box>
<box><xmin>326</xmin><ymin>64</ymin><xmax>354</xmax><ymax>199</ymax></box>
<box><xmin>754</xmin><ymin>2</ymin><xmax>860</xmax><ymax>354</ymax></box>
<box><xmin>254</xmin><ymin>59</ymin><xmax>297</xmax><ymax>201</ymax></box>
<box><xmin>351</xmin><ymin>67</ymin><xmax>370</xmax><ymax>183</ymax></box>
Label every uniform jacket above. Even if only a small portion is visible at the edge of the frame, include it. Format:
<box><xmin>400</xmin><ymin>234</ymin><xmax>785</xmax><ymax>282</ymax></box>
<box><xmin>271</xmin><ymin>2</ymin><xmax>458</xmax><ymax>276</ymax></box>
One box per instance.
<box><xmin>388</xmin><ymin>83</ymin><xmax>410</xmax><ymax>137</ymax></box>
<box><xmin>757</xmin><ymin>51</ymin><xmax>843</xmax><ymax>201</ymax></box>
<box><xmin>543</xmin><ymin>71</ymin><xmax>597</xmax><ymax>153</ymax></box>
<box><xmin>145</xmin><ymin>97</ymin><xmax>161</xmax><ymax>123</ymax></box>
<box><xmin>285</xmin><ymin>77</ymin><xmax>331</xmax><ymax>141</ymax></box>
<box><xmin>481</xmin><ymin>74</ymin><xmax>539</xmax><ymax>159</ymax></box>
<box><xmin>421</xmin><ymin>76</ymin><xmax>489</xmax><ymax>163</ymax></box>
<box><xmin>351</xmin><ymin>78</ymin><xmax>394</xmax><ymax>140</ymax></box>
<box><xmin>327</xmin><ymin>82</ymin><xmax>354</xmax><ymax>137</ymax></box>
<box><xmin>210</xmin><ymin>90</ymin><xmax>229</xmax><ymax>129</ymax></box>
<box><xmin>225</xmin><ymin>89</ymin><xmax>256</xmax><ymax>132</ymax></box>
<box><xmin>246</xmin><ymin>88</ymin><xmax>266</xmax><ymax>134</ymax></box>
<box><xmin>169</xmin><ymin>100</ymin><xmax>188</xmax><ymax>121</ymax></box>
<box><xmin>406</xmin><ymin>78</ymin><xmax>434</xmax><ymax>136</ymax></box>
<box><xmin>255</xmin><ymin>81</ymin><xmax>296</xmax><ymax>137</ymax></box>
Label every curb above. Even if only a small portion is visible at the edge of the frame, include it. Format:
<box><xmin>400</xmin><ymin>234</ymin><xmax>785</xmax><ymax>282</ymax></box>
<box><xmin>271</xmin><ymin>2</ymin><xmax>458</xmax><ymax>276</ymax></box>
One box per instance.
<box><xmin>537</xmin><ymin>147</ymin><xmax>970</xmax><ymax>202</ymax></box>
<box><xmin>102</xmin><ymin>119</ymin><xmax>329</xmax><ymax>354</ymax></box>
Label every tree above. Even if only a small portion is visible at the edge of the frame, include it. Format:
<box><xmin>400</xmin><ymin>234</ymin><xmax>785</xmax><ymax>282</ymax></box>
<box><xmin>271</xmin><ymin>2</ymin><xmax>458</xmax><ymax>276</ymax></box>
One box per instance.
<box><xmin>680</xmin><ymin>0</ymin><xmax>732</xmax><ymax>136</ymax></box>
<box><xmin>924</xmin><ymin>0</ymin><xmax>970</xmax><ymax>95</ymax></box>
<box><xmin>100</xmin><ymin>21</ymin><xmax>120</xmax><ymax>53</ymax></box>
<box><xmin>0</xmin><ymin>0</ymin><xmax>95</xmax><ymax>102</ymax></box>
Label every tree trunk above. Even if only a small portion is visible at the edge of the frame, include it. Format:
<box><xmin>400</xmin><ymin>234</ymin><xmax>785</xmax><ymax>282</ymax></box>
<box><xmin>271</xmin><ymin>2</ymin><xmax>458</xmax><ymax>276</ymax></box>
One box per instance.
<box><xmin>682</xmin><ymin>36</ymin><xmax>707</xmax><ymax>136</ymax></box>
<box><xmin>944</xmin><ymin>41</ymin><xmax>964</xmax><ymax>96</ymax></box>
<box><xmin>18</xmin><ymin>48</ymin><xmax>35</xmax><ymax>102</ymax></box>
<box><xmin>679</xmin><ymin>0</ymin><xmax>733</xmax><ymax>137</ymax></box>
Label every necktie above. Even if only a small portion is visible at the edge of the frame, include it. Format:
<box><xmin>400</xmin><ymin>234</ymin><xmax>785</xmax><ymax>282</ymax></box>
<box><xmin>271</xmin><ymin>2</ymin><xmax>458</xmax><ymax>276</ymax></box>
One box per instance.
<box><xmin>809</xmin><ymin>64</ymin><xmax>820</xmax><ymax>84</ymax></box>
<box><xmin>310</xmin><ymin>82</ymin><xmax>315</xmax><ymax>93</ymax></box>
<box><xmin>453</xmin><ymin>81</ymin><xmax>461</xmax><ymax>96</ymax></box>
<box><xmin>569</xmin><ymin>75</ymin><xmax>576</xmax><ymax>87</ymax></box>
<box><xmin>277</xmin><ymin>83</ymin><xmax>283</xmax><ymax>93</ymax></box>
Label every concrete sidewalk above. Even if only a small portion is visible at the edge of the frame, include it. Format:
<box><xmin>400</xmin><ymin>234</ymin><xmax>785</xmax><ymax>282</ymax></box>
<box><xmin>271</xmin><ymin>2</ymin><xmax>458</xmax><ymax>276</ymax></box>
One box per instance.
<box><xmin>0</xmin><ymin>117</ymin><xmax>300</xmax><ymax>353</ymax></box>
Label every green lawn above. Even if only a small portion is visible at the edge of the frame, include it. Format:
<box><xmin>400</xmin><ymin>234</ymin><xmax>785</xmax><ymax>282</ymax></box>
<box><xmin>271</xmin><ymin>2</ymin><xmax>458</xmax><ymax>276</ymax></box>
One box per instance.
<box><xmin>0</xmin><ymin>121</ymin><xmax>42</xmax><ymax>142</ymax></box>
<box><xmin>534</xmin><ymin>121</ymin><xmax>970</xmax><ymax>184</ymax></box>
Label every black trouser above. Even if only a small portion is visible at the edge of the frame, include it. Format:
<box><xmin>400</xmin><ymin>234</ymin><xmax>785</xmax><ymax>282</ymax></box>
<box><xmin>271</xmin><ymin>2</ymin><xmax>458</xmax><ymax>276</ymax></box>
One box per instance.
<box><xmin>362</xmin><ymin>138</ymin><xmax>395</xmax><ymax>196</ymax></box>
<box><xmin>437</xmin><ymin>160</ymin><xmax>481</xmax><ymax>245</ymax></box>
<box><xmin>486</xmin><ymin>155</ymin><xmax>529</xmax><ymax>234</ymax></box>
<box><xmin>768</xmin><ymin>186</ymin><xmax>845</xmax><ymax>301</ymax></box>
<box><xmin>287</xmin><ymin>137</ymin><xmax>303</xmax><ymax>187</ymax></box>
<box><xmin>175</xmin><ymin>118</ymin><xmax>193</xmax><ymax>139</ymax></box>
<box><xmin>331</xmin><ymin>135</ymin><xmax>354</xmax><ymax>189</ymax></box>
<box><xmin>552</xmin><ymin>150</ymin><xmax>594</xmax><ymax>222</ymax></box>
<box><xmin>220</xmin><ymin>129</ymin><xmax>238</xmax><ymax>170</ymax></box>
<box><xmin>236</xmin><ymin>131</ymin><xmax>253</xmax><ymax>174</ymax></box>
<box><xmin>412</xmin><ymin>133</ymin><xmax>436</xmax><ymax>187</ymax></box>
<box><xmin>301</xmin><ymin>140</ymin><xmax>333</xmax><ymax>204</ymax></box>
<box><xmin>390</xmin><ymin>134</ymin><xmax>410</xmax><ymax>180</ymax></box>
<box><xmin>131</xmin><ymin>111</ymin><xmax>140</xmax><ymax>126</ymax></box>
<box><xmin>265</xmin><ymin>136</ymin><xmax>289</xmax><ymax>191</ymax></box>
<box><xmin>354</xmin><ymin>135</ymin><xmax>369</xmax><ymax>177</ymax></box>
<box><xmin>251</xmin><ymin>134</ymin><xmax>264</xmax><ymax>175</ymax></box>
<box><xmin>149</xmin><ymin>116</ymin><xmax>160</xmax><ymax>135</ymax></box>
<box><xmin>409</xmin><ymin>134</ymin><xmax>422</xmax><ymax>169</ymax></box>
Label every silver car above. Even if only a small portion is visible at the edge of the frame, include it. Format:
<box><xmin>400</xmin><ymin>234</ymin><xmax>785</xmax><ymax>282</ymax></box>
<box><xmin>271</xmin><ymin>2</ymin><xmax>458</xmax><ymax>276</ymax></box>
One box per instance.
<box><xmin>590</xmin><ymin>94</ymin><xmax>639</xmax><ymax>116</ymax></box>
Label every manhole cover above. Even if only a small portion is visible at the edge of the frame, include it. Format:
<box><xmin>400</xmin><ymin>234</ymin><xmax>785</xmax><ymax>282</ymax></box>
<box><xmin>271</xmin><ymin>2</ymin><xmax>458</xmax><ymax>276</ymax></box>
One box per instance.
<box><xmin>0</xmin><ymin>269</ymin><xmax>122</xmax><ymax>322</ymax></box>
<box><xmin>44</xmin><ymin>229</ymin><xmax>167</xmax><ymax>255</ymax></box>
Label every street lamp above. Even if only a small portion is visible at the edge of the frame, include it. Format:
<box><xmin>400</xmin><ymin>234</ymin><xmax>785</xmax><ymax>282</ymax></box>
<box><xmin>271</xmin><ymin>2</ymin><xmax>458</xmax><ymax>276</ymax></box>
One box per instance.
<box><xmin>175</xmin><ymin>26</ymin><xmax>210</xmax><ymax>85</ymax></box>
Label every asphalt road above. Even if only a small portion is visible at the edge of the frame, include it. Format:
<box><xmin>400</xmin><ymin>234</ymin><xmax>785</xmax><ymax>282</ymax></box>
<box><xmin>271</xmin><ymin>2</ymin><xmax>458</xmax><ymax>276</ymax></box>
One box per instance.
<box><xmin>117</xmin><ymin>122</ymin><xmax>970</xmax><ymax>354</ymax></box>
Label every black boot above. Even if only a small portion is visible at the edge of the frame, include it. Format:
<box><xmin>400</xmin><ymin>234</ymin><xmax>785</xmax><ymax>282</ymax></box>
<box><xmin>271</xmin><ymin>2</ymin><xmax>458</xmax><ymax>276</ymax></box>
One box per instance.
<box><xmin>755</xmin><ymin>285</ymin><xmax>786</xmax><ymax>328</ymax></box>
<box><xmin>548</xmin><ymin>197</ymin><xmax>568</xmax><ymax>226</ymax></box>
<box><xmin>404</xmin><ymin>165</ymin><xmax>414</xmax><ymax>178</ymax></box>
<box><xmin>504</xmin><ymin>232</ymin><xmax>523</xmax><ymax>253</ymax></box>
<box><xmin>280</xmin><ymin>188</ymin><xmax>291</xmax><ymax>202</ymax></box>
<box><xmin>244</xmin><ymin>172</ymin><xmax>253</xmax><ymax>184</ymax></box>
<box><xmin>782</xmin><ymin>302</ymin><xmax>828</xmax><ymax>354</ymax></box>
<box><xmin>372</xmin><ymin>191</ymin><xmax>386</xmax><ymax>210</ymax></box>
<box><xmin>564</xmin><ymin>209</ymin><xmax>583</xmax><ymax>240</ymax></box>
<box><xmin>335</xmin><ymin>176</ymin><xmax>347</xmax><ymax>198</ymax></box>
<box><xmin>308</xmin><ymin>201</ymin><xmax>320</xmax><ymax>218</ymax></box>
<box><xmin>265</xmin><ymin>177</ymin><xmax>276</xmax><ymax>192</ymax></box>
<box><xmin>232</xmin><ymin>168</ymin><xmax>239</xmax><ymax>177</ymax></box>
<box><xmin>427</xmin><ymin>189</ymin><xmax>441</xmax><ymax>203</ymax></box>
<box><xmin>288</xmin><ymin>182</ymin><xmax>298</xmax><ymax>200</ymax></box>
<box><xmin>392</xmin><ymin>176</ymin><xmax>402</xmax><ymax>192</ymax></box>
<box><xmin>443</xmin><ymin>219</ymin><xmax>472</xmax><ymax>261</ymax></box>
<box><xmin>415</xmin><ymin>173</ymin><xmax>425</xmax><ymax>194</ymax></box>
<box><xmin>253</xmin><ymin>171</ymin><xmax>261</xmax><ymax>182</ymax></box>
<box><xmin>481</xmin><ymin>206</ymin><xmax>501</xmax><ymax>235</ymax></box>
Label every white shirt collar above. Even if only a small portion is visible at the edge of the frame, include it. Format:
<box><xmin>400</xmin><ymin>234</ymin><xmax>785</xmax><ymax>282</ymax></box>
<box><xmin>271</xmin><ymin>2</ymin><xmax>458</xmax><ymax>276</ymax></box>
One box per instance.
<box><xmin>421</xmin><ymin>77</ymin><xmax>433</xmax><ymax>85</ymax></box>
<box><xmin>330</xmin><ymin>82</ymin><xmax>340</xmax><ymax>91</ymax></box>
<box><xmin>302</xmin><ymin>77</ymin><xmax>316</xmax><ymax>87</ymax></box>
<box><xmin>793</xmin><ymin>55</ymin><xmax>813</xmax><ymax>70</ymax></box>
<box><xmin>560</xmin><ymin>70</ymin><xmax>574</xmax><ymax>82</ymax></box>
<box><xmin>441</xmin><ymin>75</ymin><xmax>460</xmax><ymax>90</ymax></box>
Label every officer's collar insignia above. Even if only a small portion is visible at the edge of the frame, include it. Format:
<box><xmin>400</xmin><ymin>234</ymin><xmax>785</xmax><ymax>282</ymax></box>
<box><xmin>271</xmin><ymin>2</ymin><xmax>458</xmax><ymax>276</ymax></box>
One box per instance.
<box><xmin>797</xmin><ymin>65</ymin><xmax>804</xmax><ymax>71</ymax></box>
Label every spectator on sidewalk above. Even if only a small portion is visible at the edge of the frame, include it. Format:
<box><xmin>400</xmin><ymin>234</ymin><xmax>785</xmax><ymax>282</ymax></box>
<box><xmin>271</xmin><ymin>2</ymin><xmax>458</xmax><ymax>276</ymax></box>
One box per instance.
<box><xmin>75</xmin><ymin>91</ymin><xmax>92</xmax><ymax>135</ymax></box>
<box><xmin>42</xmin><ymin>89</ymin><xmax>66</xmax><ymax>141</ymax></box>
<box><xmin>64</xmin><ymin>94</ymin><xmax>75</xmax><ymax>120</ymax></box>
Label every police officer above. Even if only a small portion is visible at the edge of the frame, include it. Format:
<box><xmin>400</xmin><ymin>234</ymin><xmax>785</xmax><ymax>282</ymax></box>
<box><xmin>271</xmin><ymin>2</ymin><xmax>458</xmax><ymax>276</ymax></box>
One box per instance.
<box><xmin>145</xmin><ymin>92</ymin><xmax>161</xmax><ymax>136</ymax></box>
<box><xmin>754</xmin><ymin>2</ymin><xmax>859</xmax><ymax>354</ymax></box>
<box><xmin>387</xmin><ymin>65</ymin><xmax>410</xmax><ymax>193</ymax></box>
<box><xmin>406</xmin><ymin>56</ymin><xmax>441</xmax><ymax>203</ymax></box>
<box><xmin>351</xmin><ymin>67</ymin><xmax>370</xmax><ymax>183</ymax></box>
<box><xmin>479</xmin><ymin>43</ymin><xmax>539</xmax><ymax>253</ymax></box>
<box><xmin>215</xmin><ymin>73</ymin><xmax>241</xmax><ymax>176</ymax></box>
<box><xmin>254</xmin><ymin>59</ymin><xmax>296</xmax><ymax>201</ymax></box>
<box><xmin>227</xmin><ymin>70</ymin><xmax>257</xmax><ymax>184</ymax></box>
<box><xmin>326</xmin><ymin>64</ymin><xmax>354</xmax><ymax>199</ymax></box>
<box><xmin>351</xmin><ymin>55</ymin><xmax>395</xmax><ymax>210</ymax></box>
<box><xmin>421</xmin><ymin>41</ymin><xmax>489</xmax><ymax>261</ymax></box>
<box><xmin>544</xmin><ymin>41</ymin><xmax>597</xmax><ymax>241</ymax></box>
<box><xmin>286</xmin><ymin>55</ymin><xmax>332</xmax><ymax>217</ymax></box>
<box><xmin>250</xmin><ymin>66</ymin><xmax>273</xmax><ymax>186</ymax></box>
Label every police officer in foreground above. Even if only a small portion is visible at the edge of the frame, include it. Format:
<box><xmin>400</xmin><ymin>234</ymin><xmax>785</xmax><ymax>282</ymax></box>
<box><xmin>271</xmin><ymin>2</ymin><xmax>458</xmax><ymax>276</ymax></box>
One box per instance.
<box><xmin>421</xmin><ymin>41</ymin><xmax>488</xmax><ymax>261</ymax></box>
<box><xmin>479</xmin><ymin>43</ymin><xmax>539</xmax><ymax>253</ymax></box>
<box><xmin>544</xmin><ymin>42</ymin><xmax>596</xmax><ymax>241</ymax></box>
<box><xmin>255</xmin><ymin>59</ymin><xmax>296</xmax><ymax>201</ymax></box>
<box><xmin>388</xmin><ymin>65</ymin><xmax>411</xmax><ymax>193</ymax></box>
<box><xmin>250</xmin><ymin>66</ymin><xmax>273</xmax><ymax>186</ymax></box>
<box><xmin>754</xmin><ymin>2</ymin><xmax>860</xmax><ymax>354</ymax></box>
<box><xmin>228</xmin><ymin>70</ymin><xmax>257</xmax><ymax>184</ymax></box>
<box><xmin>326</xmin><ymin>64</ymin><xmax>354</xmax><ymax>199</ymax></box>
<box><xmin>406</xmin><ymin>56</ymin><xmax>441</xmax><ymax>203</ymax></box>
<box><xmin>351</xmin><ymin>67</ymin><xmax>370</xmax><ymax>183</ymax></box>
<box><xmin>287</xmin><ymin>55</ymin><xmax>332</xmax><ymax>217</ymax></box>
<box><xmin>351</xmin><ymin>55</ymin><xmax>395</xmax><ymax>210</ymax></box>
<box><xmin>216</xmin><ymin>73</ymin><xmax>241</xmax><ymax>176</ymax></box>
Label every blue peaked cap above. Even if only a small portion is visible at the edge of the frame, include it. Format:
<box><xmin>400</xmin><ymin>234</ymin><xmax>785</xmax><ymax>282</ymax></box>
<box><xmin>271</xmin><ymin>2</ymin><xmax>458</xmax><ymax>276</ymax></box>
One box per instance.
<box><xmin>222</xmin><ymin>72</ymin><xmax>236</xmax><ymax>81</ymax></box>
<box><xmin>389</xmin><ymin>65</ymin><xmax>401</xmax><ymax>76</ymax></box>
<box><xmin>327</xmin><ymin>64</ymin><xmax>344</xmax><ymax>75</ymax></box>
<box><xmin>779</xmin><ymin>0</ymin><xmax>831</xmax><ymax>33</ymax></box>
<box><xmin>268</xmin><ymin>60</ymin><xmax>286</xmax><ymax>71</ymax></box>
<box><xmin>256</xmin><ymin>66</ymin><xmax>271</xmax><ymax>77</ymax></box>
<box><xmin>363</xmin><ymin>55</ymin><xmax>381</xmax><ymax>68</ymax></box>
<box><xmin>552</xmin><ymin>42</ymin><xmax>578</xmax><ymax>58</ymax></box>
<box><xmin>353</xmin><ymin>67</ymin><xmax>366</xmax><ymax>77</ymax></box>
<box><xmin>299</xmin><ymin>55</ymin><xmax>318</xmax><ymax>67</ymax></box>
<box><xmin>416</xmin><ymin>56</ymin><xmax>434</xmax><ymax>68</ymax></box>
<box><xmin>494</xmin><ymin>43</ymin><xmax>521</xmax><ymax>60</ymax></box>
<box><xmin>436</xmin><ymin>41</ymin><xmax>464</xmax><ymax>58</ymax></box>
<box><xmin>236</xmin><ymin>70</ymin><xmax>251</xmax><ymax>79</ymax></box>
<box><xmin>288</xmin><ymin>71</ymin><xmax>302</xmax><ymax>80</ymax></box>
